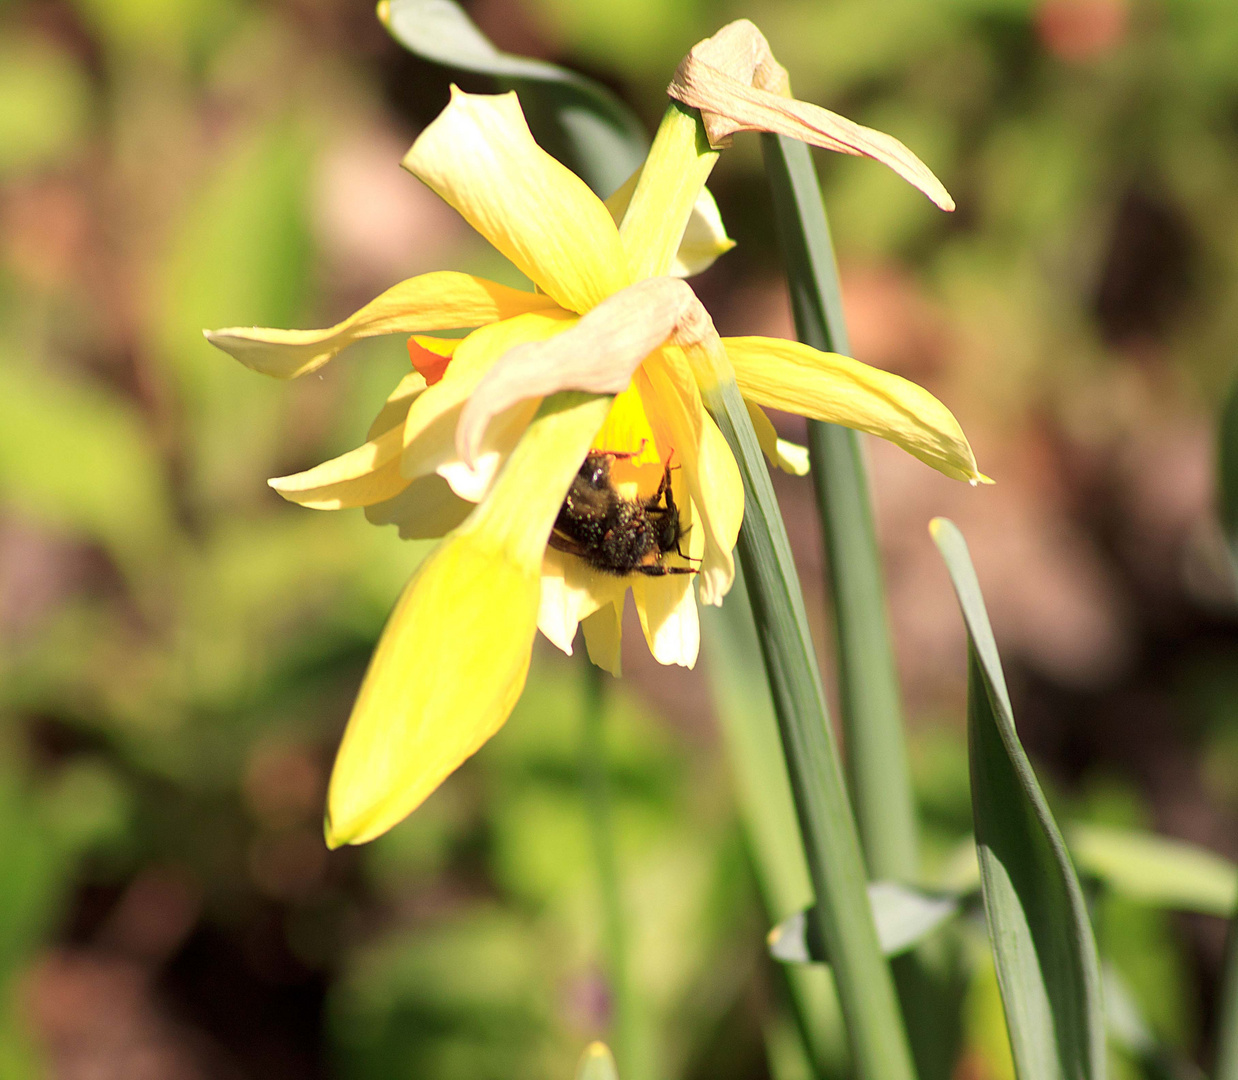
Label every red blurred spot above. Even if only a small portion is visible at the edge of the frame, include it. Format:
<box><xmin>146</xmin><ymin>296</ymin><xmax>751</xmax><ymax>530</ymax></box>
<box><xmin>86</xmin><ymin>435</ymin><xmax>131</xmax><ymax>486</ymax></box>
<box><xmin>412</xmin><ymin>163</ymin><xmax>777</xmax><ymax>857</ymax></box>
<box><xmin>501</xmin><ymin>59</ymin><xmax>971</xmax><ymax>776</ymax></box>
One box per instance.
<box><xmin>408</xmin><ymin>337</ymin><xmax>451</xmax><ymax>385</ymax></box>
<box><xmin>1035</xmin><ymin>0</ymin><xmax>1128</xmax><ymax>62</ymax></box>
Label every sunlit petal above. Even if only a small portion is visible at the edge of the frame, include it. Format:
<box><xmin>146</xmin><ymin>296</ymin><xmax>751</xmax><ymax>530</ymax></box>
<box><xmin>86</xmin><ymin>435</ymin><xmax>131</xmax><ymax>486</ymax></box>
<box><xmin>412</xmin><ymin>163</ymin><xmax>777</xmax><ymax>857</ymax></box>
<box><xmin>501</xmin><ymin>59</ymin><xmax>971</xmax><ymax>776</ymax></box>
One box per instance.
<box><xmin>582</xmin><ymin>601</ymin><xmax>624</xmax><ymax>676</ymax></box>
<box><xmin>270</xmin><ymin>425</ymin><xmax>406</xmax><ymax>509</ymax></box>
<box><xmin>403</xmin><ymin>88</ymin><xmax>630</xmax><ymax>314</ymax></box>
<box><xmin>455</xmin><ymin>277</ymin><xmax>699</xmax><ymax>466</ymax></box>
<box><xmin>639</xmin><ymin>353</ymin><xmax>743</xmax><ymax>605</ymax></box>
<box><xmin>329</xmin><ymin>391</ymin><xmax>615</xmax><ymax>845</ymax></box>
<box><xmin>632</xmin><ymin>574</ymin><xmax>699</xmax><ymax>668</ymax></box>
<box><xmin>669</xmin><ymin>20</ymin><xmax>953</xmax><ymax>211</ymax></box>
<box><xmin>365</xmin><ymin>474</ymin><xmax>474</xmax><ymax>540</ymax></box>
<box><xmin>605</xmin><ymin>170</ymin><xmax>735</xmax><ymax>278</ymax></box>
<box><xmin>325</xmin><ymin>531</ymin><xmax>540</xmax><ymax>846</ymax></box>
<box><xmin>746</xmin><ymin>400</ymin><xmax>810</xmax><ymax>475</ymax></box>
<box><xmin>205</xmin><ymin>272</ymin><xmax>559</xmax><ymax>379</ymax></box>
<box><xmin>367</xmin><ymin>371</ymin><xmax>429</xmax><ymax>439</ymax></box>
<box><xmin>400</xmin><ymin>312</ymin><xmax>576</xmax><ymax>503</ymax></box>
<box><xmin>271</xmin><ymin>373</ymin><xmax>428</xmax><ymax>508</ymax></box>
<box><xmin>537</xmin><ymin>547</ymin><xmax>624</xmax><ymax>656</ymax></box>
<box><xmin>725</xmin><ymin>336</ymin><xmax>987</xmax><ymax>484</ymax></box>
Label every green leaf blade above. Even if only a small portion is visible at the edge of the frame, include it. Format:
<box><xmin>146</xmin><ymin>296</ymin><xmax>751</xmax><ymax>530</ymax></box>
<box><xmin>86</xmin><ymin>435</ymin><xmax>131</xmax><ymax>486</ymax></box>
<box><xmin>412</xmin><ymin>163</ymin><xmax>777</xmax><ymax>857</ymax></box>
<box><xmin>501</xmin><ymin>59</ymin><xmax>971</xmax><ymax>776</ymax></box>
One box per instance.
<box><xmin>931</xmin><ymin>517</ymin><xmax>1105</xmax><ymax>1080</ymax></box>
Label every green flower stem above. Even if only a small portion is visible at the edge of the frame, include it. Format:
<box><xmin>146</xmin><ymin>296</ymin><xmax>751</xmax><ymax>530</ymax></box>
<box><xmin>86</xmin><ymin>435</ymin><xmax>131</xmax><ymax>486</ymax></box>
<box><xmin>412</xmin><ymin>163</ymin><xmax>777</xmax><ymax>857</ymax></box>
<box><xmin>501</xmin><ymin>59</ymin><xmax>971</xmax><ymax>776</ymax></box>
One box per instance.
<box><xmin>760</xmin><ymin>132</ymin><xmax>918</xmax><ymax>882</ymax></box>
<box><xmin>632</xmin><ymin>100</ymin><xmax>915</xmax><ymax>1080</ymax></box>
<box><xmin>581</xmin><ymin>662</ymin><xmax>643</xmax><ymax>1080</ymax></box>
<box><xmin>702</xmin><ymin>370</ymin><xmax>917</xmax><ymax>1080</ymax></box>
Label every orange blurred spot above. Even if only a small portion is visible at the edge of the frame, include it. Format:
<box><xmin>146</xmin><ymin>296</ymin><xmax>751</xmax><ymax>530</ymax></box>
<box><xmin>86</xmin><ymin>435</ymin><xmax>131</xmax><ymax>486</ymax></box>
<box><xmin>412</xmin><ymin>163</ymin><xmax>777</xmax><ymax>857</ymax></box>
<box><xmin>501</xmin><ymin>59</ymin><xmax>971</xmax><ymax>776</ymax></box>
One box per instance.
<box><xmin>1035</xmin><ymin>0</ymin><xmax>1128</xmax><ymax>62</ymax></box>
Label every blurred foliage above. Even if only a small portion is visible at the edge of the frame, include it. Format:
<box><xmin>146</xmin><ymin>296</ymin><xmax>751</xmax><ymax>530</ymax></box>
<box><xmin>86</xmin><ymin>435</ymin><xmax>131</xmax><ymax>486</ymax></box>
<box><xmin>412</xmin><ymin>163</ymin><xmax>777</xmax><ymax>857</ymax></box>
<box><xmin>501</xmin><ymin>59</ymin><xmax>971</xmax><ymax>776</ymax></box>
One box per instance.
<box><xmin>1</xmin><ymin>0</ymin><xmax>1238</xmax><ymax>1077</ymax></box>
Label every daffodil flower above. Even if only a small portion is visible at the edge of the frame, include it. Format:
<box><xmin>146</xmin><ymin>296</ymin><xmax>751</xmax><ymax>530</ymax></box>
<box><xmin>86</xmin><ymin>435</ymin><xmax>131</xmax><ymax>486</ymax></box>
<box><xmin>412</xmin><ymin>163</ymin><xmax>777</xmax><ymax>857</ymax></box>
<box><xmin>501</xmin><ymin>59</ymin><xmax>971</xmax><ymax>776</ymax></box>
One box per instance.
<box><xmin>207</xmin><ymin>85</ymin><xmax>983</xmax><ymax>846</ymax></box>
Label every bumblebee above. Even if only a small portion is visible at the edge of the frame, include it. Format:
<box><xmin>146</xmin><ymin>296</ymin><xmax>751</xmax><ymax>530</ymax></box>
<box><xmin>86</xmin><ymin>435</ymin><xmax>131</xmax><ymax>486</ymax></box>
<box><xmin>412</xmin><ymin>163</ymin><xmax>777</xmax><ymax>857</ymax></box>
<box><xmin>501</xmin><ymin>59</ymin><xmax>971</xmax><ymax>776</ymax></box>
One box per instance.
<box><xmin>549</xmin><ymin>450</ymin><xmax>697</xmax><ymax>576</ymax></box>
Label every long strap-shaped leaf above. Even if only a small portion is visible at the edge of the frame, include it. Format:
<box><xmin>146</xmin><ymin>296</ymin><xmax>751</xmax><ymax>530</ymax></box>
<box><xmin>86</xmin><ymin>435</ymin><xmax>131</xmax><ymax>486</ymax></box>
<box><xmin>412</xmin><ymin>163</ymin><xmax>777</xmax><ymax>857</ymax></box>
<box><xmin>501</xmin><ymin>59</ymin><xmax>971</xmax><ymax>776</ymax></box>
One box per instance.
<box><xmin>760</xmin><ymin>131</ymin><xmax>918</xmax><ymax>883</ymax></box>
<box><xmin>710</xmin><ymin>373</ymin><xmax>917</xmax><ymax>1080</ymax></box>
<box><xmin>379</xmin><ymin>0</ymin><xmax>647</xmax><ymax>196</ymax></box>
<box><xmin>931</xmin><ymin>518</ymin><xmax>1105</xmax><ymax>1080</ymax></box>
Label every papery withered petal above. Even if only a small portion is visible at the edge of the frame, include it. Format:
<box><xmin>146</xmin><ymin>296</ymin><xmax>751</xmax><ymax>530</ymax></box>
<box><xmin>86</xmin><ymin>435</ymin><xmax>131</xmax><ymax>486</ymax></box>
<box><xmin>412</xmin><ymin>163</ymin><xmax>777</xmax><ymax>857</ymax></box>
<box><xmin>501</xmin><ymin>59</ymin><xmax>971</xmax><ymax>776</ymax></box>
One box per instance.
<box><xmin>668</xmin><ymin>20</ymin><xmax>954</xmax><ymax>212</ymax></box>
<box><xmin>456</xmin><ymin>277</ymin><xmax>714</xmax><ymax>467</ymax></box>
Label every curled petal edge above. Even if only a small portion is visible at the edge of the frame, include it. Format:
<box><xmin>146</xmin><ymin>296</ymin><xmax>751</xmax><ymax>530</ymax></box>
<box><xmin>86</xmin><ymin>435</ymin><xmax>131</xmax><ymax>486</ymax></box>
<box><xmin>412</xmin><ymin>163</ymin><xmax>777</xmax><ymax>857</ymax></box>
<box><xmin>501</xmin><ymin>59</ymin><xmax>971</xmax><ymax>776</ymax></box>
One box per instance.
<box><xmin>668</xmin><ymin>19</ymin><xmax>954</xmax><ymax>212</ymax></box>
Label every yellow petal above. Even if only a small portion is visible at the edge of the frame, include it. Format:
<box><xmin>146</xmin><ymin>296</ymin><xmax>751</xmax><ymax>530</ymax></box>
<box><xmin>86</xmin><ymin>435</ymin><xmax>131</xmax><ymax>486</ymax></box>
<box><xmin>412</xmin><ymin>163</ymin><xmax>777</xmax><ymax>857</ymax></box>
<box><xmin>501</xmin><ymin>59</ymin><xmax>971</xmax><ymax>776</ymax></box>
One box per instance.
<box><xmin>724</xmin><ymin>336</ymin><xmax>986</xmax><ymax>484</ymax></box>
<box><xmin>582</xmin><ymin>601</ymin><xmax>624</xmax><ymax>676</ymax></box>
<box><xmin>329</xmin><ymin>387</ymin><xmax>615</xmax><ymax>845</ymax></box>
<box><xmin>605</xmin><ymin>170</ymin><xmax>735</xmax><ymax>278</ymax></box>
<box><xmin>269</xmin><ymin>424</ymin><xmax>407</xmax><ymax>509</ymax></box>
<box><xmin>367</xmin><ymin>371</ymin><xmax>429</xmax><ymax>439</ymax></box>
<box><xmin>365</xmin><ymin>474</ymin><xmax>474</xmax><ymax>540</ymax></box>
<box><xmin>617</xmin><ymin>105</ymin><xmax>719</xmax><ymax>280</ymax></box>
<box><xmin>537</xmin><ymin>547</ymin><xmax>625</xmax><ymax>656</ymax></box>
<box><xmin>270</xmin><ymin>371</ymin><xmax>433</xmax><ymax>509</ymax></box>
<box><xmin>204</xmin><ymin>272</ymin><xmax>558</xmax><ymax>379</ymax></box>
<box><xmin>746</xmin><ymin>400</ymin><xmax>810</xmax><ymax>476</ymax></box>
<box><xmin>638</xmin><ymin>353</ymin><xmax>743</xmax><ymax>605</ymax></box>
<box><xmin>402</xmin><ymin>312</ymin><xmax>577</xmax><ymax>502</ymax></box>
<box><xmin>631</xmin><ymin>574</ymin><xmax>699</xmax><ymax>668</ymax></box>
<box><xmin>325</xmin><ymin>530</ymin><xmax>540</xmax><ymax>846</ymax></box>
<box><xmin>403</xmin><ymin>88</ymin><xmax>630</xmax><ymax>314</ymax></box>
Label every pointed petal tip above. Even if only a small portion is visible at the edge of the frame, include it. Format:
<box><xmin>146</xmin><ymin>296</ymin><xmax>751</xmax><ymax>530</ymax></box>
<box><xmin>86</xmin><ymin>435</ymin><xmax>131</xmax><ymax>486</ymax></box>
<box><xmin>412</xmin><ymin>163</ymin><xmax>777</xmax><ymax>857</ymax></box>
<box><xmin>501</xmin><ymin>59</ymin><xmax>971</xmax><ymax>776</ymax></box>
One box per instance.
<box><xmin>323</xmin><ymin>814</ymin><xmax>348</xmax><ymax>850</ymax></box>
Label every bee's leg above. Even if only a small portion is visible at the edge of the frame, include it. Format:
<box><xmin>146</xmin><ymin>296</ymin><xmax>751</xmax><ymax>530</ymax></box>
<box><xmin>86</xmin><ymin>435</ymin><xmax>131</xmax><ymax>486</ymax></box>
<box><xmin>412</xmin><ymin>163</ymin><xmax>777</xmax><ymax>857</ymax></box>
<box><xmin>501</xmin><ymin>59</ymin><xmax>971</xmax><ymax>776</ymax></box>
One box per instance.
<box><xmin>634</xmin><ymin>564</ymin><xmax>697</xmax><ymax>576</ymax></box>
<box><xmin>673</xmin><ymin>526</ymin><xmax>699</xmax><ymax>563</ymax></box>
<box><xmin>651</xmin><ymin>457</ymin><xmax>679</xmax><ymax>509</ymax></box>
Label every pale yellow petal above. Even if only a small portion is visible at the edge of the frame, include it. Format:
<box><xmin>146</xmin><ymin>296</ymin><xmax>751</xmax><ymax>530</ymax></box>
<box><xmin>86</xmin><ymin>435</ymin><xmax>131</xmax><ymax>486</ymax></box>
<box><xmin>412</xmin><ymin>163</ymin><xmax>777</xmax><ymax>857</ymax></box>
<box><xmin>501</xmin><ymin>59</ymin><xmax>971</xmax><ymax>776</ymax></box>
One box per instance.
<box><xmin>582</xmin><ymin>601</ymin><xmax>624</xmax><ymax>676</ymax></box>
<box><xmin>402</xmin><ymin>312</ymin><xmax>577</xmax><ymax>502</ymax></box>
<box><xmin>631</xmin><ymin>574</ymin><xmax>699</xmax><ymax>668</ymax></box>
<box><xmin>403</xmin><ymin>88</ymin><xmax>630</xmax><ymax>314</ymax></box>
<box><xmin>537</xmin><ymin>547</ymin><xmax>624</xmax><ymax>657</ymax></box>
<box><xmin>746</xmin><ymin>400</ymin><xmax>810</xmax><ymax>475</ymax></box>
<box><xmin>205</xmin><ymin>271</ymin><xmax>559</xmax><ymax>379</ymax></box>
<box><xmin>365</xmin><ymin>474</ymin><xmax>474</xmax><ymax>540</ymax></box>
<box><xmin>269</xmin><ymin>425</ymin><xmax>407</xmax><ymax>509</ymax></box>
<box><xmin>724</xmin><ymin>336</ymin><xmax>986</xmax><ymax>484</ymax></box>
<box><xmin>605</xmin><ymin>171</ymin><xmax>735</xmax><ymax>278</ymax></box>
<box><xmin>455</xmin><ymin>278</ymin><xmax>700</xmax><ymax>466</ymax></box>
<box><xmin>367</xmin><ymin>371</ymin><xmax>428</xmax><ymax>439</ymax></box>
<box><xmin>325</xmin><ymin>531</ymin><xmax>540</xmax><ymax>846</ymax></box>
<box><xmin>638</xmin><ymin>354</ymin><xmax>743</xmax><ymax>605</ymax></box>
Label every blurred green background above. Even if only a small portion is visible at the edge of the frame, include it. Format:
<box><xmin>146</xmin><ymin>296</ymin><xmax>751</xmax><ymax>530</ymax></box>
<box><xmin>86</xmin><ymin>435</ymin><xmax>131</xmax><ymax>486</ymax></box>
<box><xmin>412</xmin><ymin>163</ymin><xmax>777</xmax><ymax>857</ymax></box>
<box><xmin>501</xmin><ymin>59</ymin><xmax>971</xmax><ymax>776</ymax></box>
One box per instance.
<box><xmin>2</xmin><ymin>0</ymin><xmax>1238</xmax><ymax>1077</ymax></box>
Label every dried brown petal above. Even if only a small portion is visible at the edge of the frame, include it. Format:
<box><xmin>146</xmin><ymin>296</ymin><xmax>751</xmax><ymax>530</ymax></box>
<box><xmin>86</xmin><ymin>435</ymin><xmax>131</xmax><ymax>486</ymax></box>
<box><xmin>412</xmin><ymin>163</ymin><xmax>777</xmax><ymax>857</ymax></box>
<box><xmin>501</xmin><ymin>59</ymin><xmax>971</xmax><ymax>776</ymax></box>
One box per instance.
<box><xmin>668</xmin><ymin>20</ymin><xmax>955</xmax><ymax>212</ymax></box>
